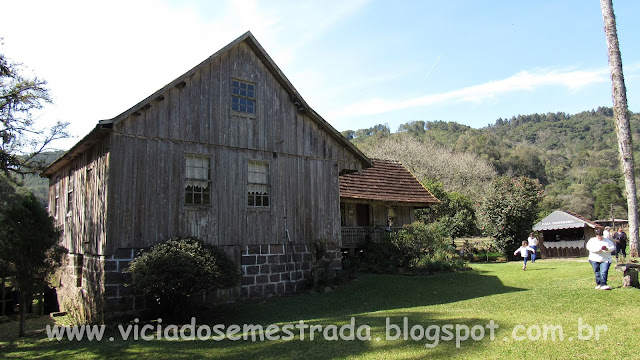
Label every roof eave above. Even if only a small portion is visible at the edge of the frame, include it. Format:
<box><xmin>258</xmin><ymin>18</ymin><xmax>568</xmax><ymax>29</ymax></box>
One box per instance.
<box><xmin>41</xmin><ymin>120</ymin><xmax>113</xmax><ymax>178</ymax></box>
<box><xmin>340</xmin><ymin>196</ymin><xmax>439</xmax><ymax>206</ymax></box>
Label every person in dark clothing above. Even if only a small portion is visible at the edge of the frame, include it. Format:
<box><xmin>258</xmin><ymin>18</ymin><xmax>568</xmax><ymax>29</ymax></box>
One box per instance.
<box><xmin>612</xmin><ymin>227</ymin><xmax>627</xmax><ymax>262</ymax></box>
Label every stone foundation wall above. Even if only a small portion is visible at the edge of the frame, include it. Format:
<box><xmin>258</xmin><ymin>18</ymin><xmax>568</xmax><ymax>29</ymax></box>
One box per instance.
<box><xmin>58</xmin><ymin>243</ymin><xmax>342</xmax><ymax>320</ymax></box>
<box><xmin>103</xmin><ymin>248</ymin><xmax>145</xmax><ymax>316</ymax></box>
<box><xmin>56</xmin><ymin>253</ymin><xmax>105</xmax><ymax>324</ymax></box>
<box><xmin>240</xmin><ymin>243</ymin><xmax>342</xmax><ymax>299</ymax></box>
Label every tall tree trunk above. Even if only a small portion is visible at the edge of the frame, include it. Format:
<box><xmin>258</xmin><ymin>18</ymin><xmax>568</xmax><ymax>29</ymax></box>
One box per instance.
<box><xmin>19</xmin><ymin>290</ymin><xmax>27</xmax><ymax>337</ymax></box>
<box><xmin>600</xmin><ymin>0</ymin><xmax>638</xmax><ymax>258</ymax></box>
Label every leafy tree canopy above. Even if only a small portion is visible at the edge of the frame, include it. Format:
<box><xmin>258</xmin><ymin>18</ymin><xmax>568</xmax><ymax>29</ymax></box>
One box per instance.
<box><xmin>477</xmin><ymin>176</ymin><xmax>544</xmax><ymax>257</ymax></box>
<box><xmin>0</xmin><ymin>189</ymin><xmax>66</xmax><ymax>336</ymax></box>
<box><xmin>417</xmin><ymin>180</ymin><xmax>478</xmax><ymax>239</ymax></box>
<box><xmin>1</xmin><ymin>46</ymin><xmax>69</xmax><ymax>179</ymax></box>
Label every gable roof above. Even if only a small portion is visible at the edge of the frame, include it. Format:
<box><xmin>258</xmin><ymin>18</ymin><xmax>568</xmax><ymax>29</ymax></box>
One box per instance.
<box><xmin>43</xmin><ymin>31</ymin><xmax>371</xmax><ymax>177</ymax></box>
<box><xmin>339</xmin><ymin>159</ymin><xmax>439</xmax><ymax>206</ymax></box>
<box><xmin>533</xmin><ymin>210</ymin><xmax>599</xmax><ymax>231</ymax></box>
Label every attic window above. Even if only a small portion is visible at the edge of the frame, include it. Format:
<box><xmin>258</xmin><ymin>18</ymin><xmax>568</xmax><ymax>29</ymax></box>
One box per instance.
<box><xmin>232</xmin><ymin>79</ymin><xmax>255</xmax><ymax>115</ymax></box>
<box><xmin>185</xmin><ymin>154</ymin><xmax>211</xmax><ymax>205</ymax></box>
<box><xmin>248</xmin><ymin>160</ymin><xmax>269</xmax><ymax>208</ymax></box>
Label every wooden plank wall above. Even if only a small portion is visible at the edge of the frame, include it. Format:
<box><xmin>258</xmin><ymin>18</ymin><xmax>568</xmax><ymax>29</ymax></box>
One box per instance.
<box><xmin>48</xmin><ymin>137</ymin><xmax>110</xmax><ymax>256</ymax></box>
<box><xmin>102</xmin><ymin>41</ymin><xmax>359</xmax><ymax>254</ymax></box>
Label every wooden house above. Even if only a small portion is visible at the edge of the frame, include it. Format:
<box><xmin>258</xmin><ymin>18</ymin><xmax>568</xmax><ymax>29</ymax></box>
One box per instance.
<box><xmin>42</xmin><ymin>32</ymin><xmax>371</xmax><ymax>322</ymax></box>
<box><xmin>533</xmin><ymin>210</ymin><xmax>598</xmax><ymax>257</ymax></box>
<box><xmin>339</xmin><ymin>159</ymin><xmax>439</xmax><ymax>249</ymax></box>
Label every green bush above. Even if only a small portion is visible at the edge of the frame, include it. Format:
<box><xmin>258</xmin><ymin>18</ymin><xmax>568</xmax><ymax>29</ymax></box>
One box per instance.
<box><xmin>359</xmin><ymin>241</ymin><xmax>402</xmax><ymax>274</ymax></box>
<box><xmin>359</xmin><ymin>222</ymin><xmax>467</xmax><ymax>274</ymax></box>
<box><xmin>125</xmin><ymin>237</ymin><xmax>239</xmax><ymax>319</ymax></box>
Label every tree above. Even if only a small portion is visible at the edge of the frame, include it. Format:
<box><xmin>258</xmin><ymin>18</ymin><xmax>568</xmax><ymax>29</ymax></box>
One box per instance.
<box><xmin>477</xmin><ymin>176</ymin><xmax>544</xmax><ymax>258</ymax></box>
<box><xmin>0</xmin><ymin>191</ymin><xmax>66</xmax><ymax>337</ymax></box>
<box><xmin>397</xmin><ymin>120</ymin><xmax>426</xmax><ymax>136</ymax></box>
<box><xmin>594</xmin><ymin>183</ymin><xmax>626</xmax><ymax>220</ymax></box>
<box><xmin>600</xmin><ymin>0</ymin><xmax>639</xmax><ymax>257</ymax></box>
<box><xmin>341</xmin><ymin>130</ymin><xmax>355</xmax><ymax>140</ymax></box>
<box><xmin>418</xmin><ymin>181</ymin><xmax>477</xmax><ymax>239</ymax></box>
<box><xmin>1</xmin><ymin>47</ymin><xmax>69</xmax><ymax>178</ymax></box>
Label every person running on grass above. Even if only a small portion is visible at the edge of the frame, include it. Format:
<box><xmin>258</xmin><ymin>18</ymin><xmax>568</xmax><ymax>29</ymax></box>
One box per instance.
<box><xmin>514</xmin><ymin>240</ymin><xmax>536</xmax><ymax>270</ymax></box>
<box><xmin>527</xmin><ymin>232</ymin><xmax>539</xmax><ymax>262</ymax></box>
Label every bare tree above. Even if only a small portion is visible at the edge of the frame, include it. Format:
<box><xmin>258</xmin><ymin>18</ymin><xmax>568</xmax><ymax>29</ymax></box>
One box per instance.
<box><xmin>358</xmin><ymin>134</ymin><xmax>496</xmax><ymax>201</ymax></box>
<box><xmin>1</xmin><ymin>47</ymin><xmax>69</xmax><ymax>180</ymax></box>
<box><xmin>600</xmin><ymin>0</ymin><xmax>638</xmax><ymax>257</ymax></box>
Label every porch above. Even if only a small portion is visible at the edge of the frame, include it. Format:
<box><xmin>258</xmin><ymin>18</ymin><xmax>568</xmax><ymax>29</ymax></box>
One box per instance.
<box><xmin>341</xmin><ymin>226</ymin><xmax>403</xmax><ymax>249</ymax></box>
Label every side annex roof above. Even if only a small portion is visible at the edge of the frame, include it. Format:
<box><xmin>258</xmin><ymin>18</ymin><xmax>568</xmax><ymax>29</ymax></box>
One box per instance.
<box><xmin>339</xmin><ymin>159</ymin><xmax>440</xmax><ymax>206</ymax></box>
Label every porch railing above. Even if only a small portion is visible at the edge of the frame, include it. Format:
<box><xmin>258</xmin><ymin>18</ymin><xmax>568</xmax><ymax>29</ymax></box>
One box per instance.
<box><xmin>341</xmin><ymin>226</ymin><xmax>403</xmax><ymax>248</ymax></box>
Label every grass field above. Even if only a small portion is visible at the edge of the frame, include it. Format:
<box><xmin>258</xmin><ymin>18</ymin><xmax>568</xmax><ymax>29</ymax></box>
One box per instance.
<box><xmin>1</xmin><ymin>259</ymin><xmax>638</xmax><ymax>359</ymax></box>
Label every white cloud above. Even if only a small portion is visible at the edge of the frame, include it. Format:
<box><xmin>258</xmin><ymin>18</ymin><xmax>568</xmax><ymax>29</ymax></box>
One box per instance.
<box><xmin>327</xmin><ymin>67</ymin><xmax>611</xmax><ymax>119</ymax></box>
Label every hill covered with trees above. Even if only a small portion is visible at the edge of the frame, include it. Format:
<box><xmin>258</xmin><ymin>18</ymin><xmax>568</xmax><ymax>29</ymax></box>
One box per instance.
<box><xmin>343</xmin><ymin>107</ymin><xmax>640</xmax><ymax>221</ymax></box>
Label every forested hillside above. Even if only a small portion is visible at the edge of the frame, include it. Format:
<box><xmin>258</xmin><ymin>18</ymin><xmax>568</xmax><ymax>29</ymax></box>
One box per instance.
<box><xmin>16</xmin><ymin>151</ymin><xmax>65</xmax><ymax>207</ymax></box>
<box><xmin>343</xmin><ymin>107</ymin><xmax>640</xmax><ymax>220</ymax></box>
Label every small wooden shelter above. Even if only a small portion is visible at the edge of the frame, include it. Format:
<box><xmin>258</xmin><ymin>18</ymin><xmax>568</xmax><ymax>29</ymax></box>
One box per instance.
<box><xmin>339</xmin><ymin>159</ymin><xmax>439</xmax><ymax>248</ymax></box>
<box><xmin>533</xmin><ymin>210</ymin><xmax>598</xmax><ymax>257</ymax></box>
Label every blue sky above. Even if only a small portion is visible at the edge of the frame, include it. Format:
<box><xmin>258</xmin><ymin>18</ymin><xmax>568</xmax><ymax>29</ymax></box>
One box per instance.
<box><xmin>1</xmin><ymin>0</ymin><xmax>639</xmax><ymax>149</ymax></box>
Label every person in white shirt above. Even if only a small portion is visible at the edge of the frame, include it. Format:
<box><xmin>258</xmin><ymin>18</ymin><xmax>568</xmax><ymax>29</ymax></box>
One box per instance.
<box><xmin>514</xmin><ymin>241</ymin><xmax>536</xmax><ymax>270</ymax></box>
<box><xmin>586</xmin><ymin>228</ymin><xmax>616</xmax><ymax>290</ymax></box>
<box><xmin>527</xmin><ymin>232</ymin><xmax>539</xmax><ymax>263</ymax></box>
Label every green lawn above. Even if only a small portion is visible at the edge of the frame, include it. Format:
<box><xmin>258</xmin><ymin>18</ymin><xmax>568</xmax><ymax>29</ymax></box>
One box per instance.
<box><xmin>1</xmin><ymin>259</ymin><xmax>638</xmax><ymax>359</ymax></box>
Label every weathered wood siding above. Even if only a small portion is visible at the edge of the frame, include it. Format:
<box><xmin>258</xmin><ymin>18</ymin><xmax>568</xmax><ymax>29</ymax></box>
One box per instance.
<box><xmin>105</xmin><ymin>41</ymin><xmax>360</xmax><ymax>254</ymax></box>
<box><xmin>48</xmin><ymin>137</ymin><xmax>110</xmax><ymax>255</ymax></box>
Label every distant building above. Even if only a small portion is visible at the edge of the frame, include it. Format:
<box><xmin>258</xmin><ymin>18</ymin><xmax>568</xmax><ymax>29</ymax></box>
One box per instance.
<box><xmin>594</xmin><ymin>218</ymin><xmax>628</xmax><ymax>228</ymax></box>
<box><xmin>533</xmin><ymin>210</ymin><xmax>599</xmax><ymax>257</ymax></box>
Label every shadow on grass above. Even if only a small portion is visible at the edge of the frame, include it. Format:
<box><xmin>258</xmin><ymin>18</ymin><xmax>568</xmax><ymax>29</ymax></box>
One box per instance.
<box><xmin>214</xmin><ymin>269</ymin><xmax>525</xmax><ymax>326</ymax></box>
<box><xmin>1</xmin><ymin>313</ymin><xmax>507</xmax><ymax>360</ymax></box>
<box><xmin>1</xmin><ymin>269</ymin><xmax>524</xmax><ymax>359</ymax></box>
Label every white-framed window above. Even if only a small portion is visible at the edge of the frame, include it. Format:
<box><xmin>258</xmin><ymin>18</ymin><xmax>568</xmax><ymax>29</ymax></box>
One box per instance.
<box><xmin>248</xmin><ymin>160</ymin><xmax>269</xmax><ymax>208</ymax></box>
<box><xmin>67</xmin><ymin>168</ymin><xmax>74</xmax><ymax>215</ymax></box>
<box><xmin>232</xmin><ymin>79</ymin><xmax>255</xmax><ymax>115</ymax></box>
<box><xmin>185</xmin><ymin>154</ymin><xmax>211</xmax><ymax>205</ymax></box>
<box><xmin>54</xmin><ymin>176</ymin><xmax>61</xmax><ymax>218</ymax></box>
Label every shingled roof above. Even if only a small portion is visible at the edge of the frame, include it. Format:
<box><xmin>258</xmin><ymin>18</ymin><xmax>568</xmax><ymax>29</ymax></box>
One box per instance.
<box><xmin>339</xmin><ymin>159</ymin><xmax>439</xmax><ymax>206</ymax></box>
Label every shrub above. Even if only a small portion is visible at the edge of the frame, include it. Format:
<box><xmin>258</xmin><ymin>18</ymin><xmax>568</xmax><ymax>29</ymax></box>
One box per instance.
<box><xmin>413</xmin><ymin>251</ymin><xmax>469</xmax><ymax>273</ymax></box>
<box><xmin>359</xmin><ymin>235</ymin><xmax>404</xmax><ymax>273</ymax></box>
<box><xmin>359</xmin><ymin>222</ymin><xmax>467</xmax><ymax>274</ymax></box>
<box><xmin>125</xmin><ymin>237</ymin><xmax>239</xmax><ymax>319</ymax></box>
